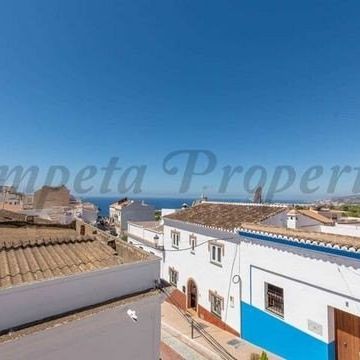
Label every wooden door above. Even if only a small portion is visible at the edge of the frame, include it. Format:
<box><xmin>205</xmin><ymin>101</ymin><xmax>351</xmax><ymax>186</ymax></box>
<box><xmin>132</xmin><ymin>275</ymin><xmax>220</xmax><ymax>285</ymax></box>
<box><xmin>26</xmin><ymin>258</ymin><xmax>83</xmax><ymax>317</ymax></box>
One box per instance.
<box><xmin>335</xmin><ymin>309</ymin><xmax>360</xmax><ymax>360</ymax></box>
<box><xmin>187</xmin><ymin>280</ymin><xmax>197</xmax><ymax>309</ymax></box>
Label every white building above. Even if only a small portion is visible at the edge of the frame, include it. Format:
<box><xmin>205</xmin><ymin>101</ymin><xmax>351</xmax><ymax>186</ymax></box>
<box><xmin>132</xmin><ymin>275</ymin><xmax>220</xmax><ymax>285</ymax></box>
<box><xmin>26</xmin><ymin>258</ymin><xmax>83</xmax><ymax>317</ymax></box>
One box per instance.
<box><xmin>0</xmin><ymin>186</ymin><xmax>24</xmax><ymax>212</ymax></box>
<box><xmin>287</xmin><ymin>208</ymin><xmax>360</xmax><ymax>237</ymax></box>
<box><xmin>20</xmin><ymin>202</ymin><xmax>98</xmax><ymax>225</ymax></box>
<box><xmin>161</xmin><ymin>201</ymin><xmax>288</xmax><ymax>336</ymax></box>
<box><xmin>238</xmin><ymin>223</ymin><xmax>360</xmax><ymax>360</ymax></box>
<box><xmin>73</xmin><ymin>201</ymin><xmax>99</xmax><ymax>224</ymax></box>
<box><xmin>109</xmin><ymin>198</ymin><xmax>154</xmax><ymax>235</ymax></box>
<box><xmin>128</xmin><ymin>221</ymin><xmax>164</xmax><ymax>255</ymax></box>
<box><xmin>160</xmin><ymin>201</ymin><xmax>360</xmax><ymax>359</ymax></box>
<box><xmin>0</xmin><ymin>214</ymin><xmax>162</xmax><ymax>360</ymax></box>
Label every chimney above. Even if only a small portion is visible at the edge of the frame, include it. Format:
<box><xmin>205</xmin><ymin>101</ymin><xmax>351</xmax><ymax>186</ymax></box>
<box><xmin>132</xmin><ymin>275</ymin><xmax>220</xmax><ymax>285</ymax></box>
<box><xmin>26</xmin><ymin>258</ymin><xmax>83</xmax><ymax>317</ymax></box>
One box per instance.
<box><xmin>287</xmin><ymin>209</ymin><xmax>298</xmax><ymax>229</ymax></box>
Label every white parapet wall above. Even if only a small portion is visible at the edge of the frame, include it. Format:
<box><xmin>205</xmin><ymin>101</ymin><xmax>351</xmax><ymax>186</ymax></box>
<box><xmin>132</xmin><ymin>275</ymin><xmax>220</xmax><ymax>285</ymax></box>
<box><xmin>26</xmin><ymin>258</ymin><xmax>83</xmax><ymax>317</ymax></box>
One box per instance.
<box><xmin>320</xmin><ymin>223</ymin><xmax>360</xmax><ymax>237</ymax></box>
<box><xmin>0</xmin><ymin>258</ymin><xmax>160</xmax><ymax>332</ymax></box>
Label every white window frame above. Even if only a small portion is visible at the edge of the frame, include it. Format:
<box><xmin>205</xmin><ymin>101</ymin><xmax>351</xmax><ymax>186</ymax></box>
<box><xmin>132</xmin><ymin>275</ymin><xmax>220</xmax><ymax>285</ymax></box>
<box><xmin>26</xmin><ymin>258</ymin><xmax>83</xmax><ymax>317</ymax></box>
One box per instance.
<box><xmin>210</xmin><ymin>244</ymin><xmax>223</xmax><ymax>266</ymax></box>
<box><xmin>171</xmin><ymin>231</ymin><xmax>180</xmax><ymax>249</ymax></box>
<box><xmin>169</xmin><ymin>268</ymin><xmax>178</xmax><ymax>287</ymax></box>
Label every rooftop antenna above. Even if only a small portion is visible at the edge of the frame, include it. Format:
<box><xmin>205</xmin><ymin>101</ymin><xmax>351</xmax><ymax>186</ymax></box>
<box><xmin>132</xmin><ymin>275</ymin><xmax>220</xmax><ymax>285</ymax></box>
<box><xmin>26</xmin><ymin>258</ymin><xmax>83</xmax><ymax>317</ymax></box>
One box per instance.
<box><xmin>253</xmin><ymin>186</ymin><xmax>262</xmax><ymax>204</ymax></box>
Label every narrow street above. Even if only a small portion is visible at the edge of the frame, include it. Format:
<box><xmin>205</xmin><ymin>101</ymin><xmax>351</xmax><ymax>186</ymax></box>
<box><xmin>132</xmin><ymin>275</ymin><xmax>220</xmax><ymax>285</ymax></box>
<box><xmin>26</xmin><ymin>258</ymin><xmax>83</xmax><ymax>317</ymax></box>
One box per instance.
<box><xmin>161</xmin><ymin>302</ymin><xmax>280</xmax><ymax>360</ymax></box>
<box><xmin>161</xmin><ymin>328</ymin><xmax>208</xmax><ymax>360</ymax></box>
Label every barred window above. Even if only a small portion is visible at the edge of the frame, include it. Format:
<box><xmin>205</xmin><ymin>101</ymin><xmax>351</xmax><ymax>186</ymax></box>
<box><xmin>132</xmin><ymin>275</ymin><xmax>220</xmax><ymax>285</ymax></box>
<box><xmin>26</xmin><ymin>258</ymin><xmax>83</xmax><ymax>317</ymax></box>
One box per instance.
<box><xmin>169</xmin><ymin>268</ymin><xmax>178</xmax><ymax>286</ymax></box>
<box><xmin>265</xmin><ymin>283</ymin><xmax>284</xmax><ymax>317</ymax></box>
<box><xmin>210</xmin><ymin>291</ymin><xmax>223</xmax><ymax>318</ymax></box>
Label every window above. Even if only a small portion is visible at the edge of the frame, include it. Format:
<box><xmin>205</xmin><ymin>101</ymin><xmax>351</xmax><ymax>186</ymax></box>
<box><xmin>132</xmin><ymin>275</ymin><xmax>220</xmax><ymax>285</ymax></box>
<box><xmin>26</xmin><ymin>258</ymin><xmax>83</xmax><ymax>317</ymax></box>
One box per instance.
<box><xmin>209</xmin><ymin>291</ymin><xmax>223</xmax><ymax>318</ymax></box>
<box><xmin>210</xmin><ymin>244</ymin><xmax>223</xmax><ymax>265</ymax></box>
<box><xmin>171</xmin><ymin>231</ymin><xmax>180</xmax><ymax>248</ymax></box>
<box><xmin>190</xmin><ymin>235</ymin><xmax>196</xmax><ymax>254</ymax></box>
<box><xmin>265</xmin><ymin>283</ymin><xmax>284</xmax><ymax>317</ymax></box>
<box><xmin>169</xmin><ymin>267</ymin><xmax>178</xmax><ymax>286</ymax></box>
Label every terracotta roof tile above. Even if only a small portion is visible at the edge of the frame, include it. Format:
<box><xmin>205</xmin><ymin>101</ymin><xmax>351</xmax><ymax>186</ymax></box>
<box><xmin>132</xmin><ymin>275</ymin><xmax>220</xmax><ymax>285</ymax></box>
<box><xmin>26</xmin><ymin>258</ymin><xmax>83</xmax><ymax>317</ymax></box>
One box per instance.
<box><xmin>0</xmin><ymin>209</ymin><xmax>52</xmax><ymax>224</ymax></box>
<box><xmin>297</xmin><ymin>209</ymin><xmax>334</xmax><ymax>225</ymax></box>
<box><xmin>240</xmin><ymin>223</ymin><xmax>360</xmax><ymax>250</ymax></box>
<box><xmin>0</xmin><ymin>234</ymin><xmax>122</xmax><ymax>290</ymax></box>
<box><xmin>128</xmin><ymin>221</ymin><xmax>163</xmax><ymax>233</ymax></box>
<box><xmin>164</xmin><ymin>202</ymin><xmax>287</xmax><ymax>230</ymax></box>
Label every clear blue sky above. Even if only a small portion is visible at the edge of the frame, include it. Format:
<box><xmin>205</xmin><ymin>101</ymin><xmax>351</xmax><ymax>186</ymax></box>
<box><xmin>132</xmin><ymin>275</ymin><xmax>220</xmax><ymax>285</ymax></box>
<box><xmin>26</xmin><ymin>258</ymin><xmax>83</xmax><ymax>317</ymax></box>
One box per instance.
<box><xmin>0</xmin><ymin>1</ymin><xmax>359</xmax><ymax>199</ymax></box>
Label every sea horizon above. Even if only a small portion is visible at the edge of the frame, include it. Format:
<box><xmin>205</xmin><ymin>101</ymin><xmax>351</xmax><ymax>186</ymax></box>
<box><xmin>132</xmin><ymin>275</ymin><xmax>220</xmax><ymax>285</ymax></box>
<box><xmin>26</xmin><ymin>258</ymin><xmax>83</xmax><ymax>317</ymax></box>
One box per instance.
<box><xmin>83</xmin><ymin>195</ymin><xmax>311</xmax><ymax>217</ymax></box>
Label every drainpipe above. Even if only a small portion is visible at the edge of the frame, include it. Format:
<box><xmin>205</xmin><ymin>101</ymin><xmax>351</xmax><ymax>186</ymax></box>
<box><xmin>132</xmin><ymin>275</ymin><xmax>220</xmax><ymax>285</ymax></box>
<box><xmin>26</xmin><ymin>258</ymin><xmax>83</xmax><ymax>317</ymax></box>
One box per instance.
<box><xmin>238</xmin><ymin>232</ymin><xmax>243</xmax><ymax>337</ymax></box>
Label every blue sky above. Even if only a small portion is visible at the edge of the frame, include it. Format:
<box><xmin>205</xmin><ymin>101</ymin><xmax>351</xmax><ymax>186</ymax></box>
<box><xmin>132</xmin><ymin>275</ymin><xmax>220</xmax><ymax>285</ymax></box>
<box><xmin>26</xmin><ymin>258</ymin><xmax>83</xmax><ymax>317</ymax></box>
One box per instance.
<box><xmin>0</xmin><ymin>1</ymin><xmax>359</xmax><ymax>199</ymax></box>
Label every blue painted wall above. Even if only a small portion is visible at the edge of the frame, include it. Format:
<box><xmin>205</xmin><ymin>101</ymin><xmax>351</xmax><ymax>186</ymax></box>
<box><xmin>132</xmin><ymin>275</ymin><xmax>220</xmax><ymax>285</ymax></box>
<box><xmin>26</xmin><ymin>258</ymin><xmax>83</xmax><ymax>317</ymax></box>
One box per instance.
<box><xmin>241</xmin><ymin>302</ymin><xmax>335</xmax><ymax>360</ymax></box>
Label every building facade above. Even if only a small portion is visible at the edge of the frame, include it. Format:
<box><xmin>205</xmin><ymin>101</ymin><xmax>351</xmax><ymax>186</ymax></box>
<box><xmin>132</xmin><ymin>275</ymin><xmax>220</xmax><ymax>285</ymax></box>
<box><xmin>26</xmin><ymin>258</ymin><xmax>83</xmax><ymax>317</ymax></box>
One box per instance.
<box><xmin>238</xmin><ymin>224</ymin><xmax>360</xmax><ymax>360</ymax></box>
<box><xmin>159</xmin><ymin>201</ymin><xmax>360</xmax><ymax>359</ymax></box>
<box><xmin>110</xmin><ymin>198</ymin><xmax>155</xmax><ymax>235</ymax></box>
<box><xmin>161</xmin><ymin>202</ymin><xmax>288</xmax><ymax>336</ymax></box>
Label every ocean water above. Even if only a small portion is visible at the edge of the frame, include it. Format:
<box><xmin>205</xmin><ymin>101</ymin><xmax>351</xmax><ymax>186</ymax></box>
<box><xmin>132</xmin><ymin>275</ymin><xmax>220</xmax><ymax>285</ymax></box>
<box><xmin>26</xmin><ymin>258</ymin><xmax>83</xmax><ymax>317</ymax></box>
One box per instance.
<box><xmin>83</xmin><ymin>196</ymin><xmax>306</xmax><ymax>217</ymax></box>
<box><xmin>83</xmin><ymin>197</ymin><xmax>198</xmax><ymax>217</ymax></box>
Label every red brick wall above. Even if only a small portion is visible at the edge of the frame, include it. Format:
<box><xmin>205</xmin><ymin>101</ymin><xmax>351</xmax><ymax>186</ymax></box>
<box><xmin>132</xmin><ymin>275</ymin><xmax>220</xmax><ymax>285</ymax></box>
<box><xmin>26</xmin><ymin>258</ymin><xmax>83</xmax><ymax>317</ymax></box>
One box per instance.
<box><xmin>198</xmin><ymin>304</ymin><xmax>239</xmax><ymax>336</ymax></box>
<box><xmin>166</xmin><ymin>288</ymin><xmax>186</xmax><ymax>311</ymax></box>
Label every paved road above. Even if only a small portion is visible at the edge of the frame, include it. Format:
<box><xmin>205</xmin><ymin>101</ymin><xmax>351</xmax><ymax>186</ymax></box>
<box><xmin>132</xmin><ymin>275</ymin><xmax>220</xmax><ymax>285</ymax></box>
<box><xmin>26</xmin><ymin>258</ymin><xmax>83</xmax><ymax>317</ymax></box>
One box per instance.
<box><xmin>160</xmin><ymin>341</ymin><xmax>184</xmax><ymax>360</ymax></box>
<box><xmin>161</xmin><ymin>327</ymin><xmax>208</xmax><ymax>360</ymax></box>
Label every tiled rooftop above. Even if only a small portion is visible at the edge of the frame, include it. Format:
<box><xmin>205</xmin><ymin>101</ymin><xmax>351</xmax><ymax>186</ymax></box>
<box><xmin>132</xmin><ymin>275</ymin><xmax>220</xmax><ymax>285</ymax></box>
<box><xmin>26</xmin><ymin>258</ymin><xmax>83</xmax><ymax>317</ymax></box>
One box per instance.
<box><xmin>297</xmin><ymin>209</ymin><xmax>334</xmax><ymax>225</ymax></box>
<box><xmin>0</xmin><ymin>226</ymin><xmax>77</xmax><ymax>244</ymax></box>
<box><xmin>240</xmin><ymin>223</ymin><xmax>360</xmax><ymax>250</ymax></box>
<box><xmin>128</xmin><ymin>221</ymin><xmax>164</xmax><ymax>233</ymax></box>
<box><xmin>0</xmin><ymin>209</ymin><xmax>52</xmax><ymax>224</ymax></box>
<box><xmin>164</xmin><ymin>202</ymin><xmax>287</xmax><ymax>230</ymax></box>
<box><xmin>0</xmin><ymin>230</ymin><xmax>122</xmax><ymax>289</ymax></box>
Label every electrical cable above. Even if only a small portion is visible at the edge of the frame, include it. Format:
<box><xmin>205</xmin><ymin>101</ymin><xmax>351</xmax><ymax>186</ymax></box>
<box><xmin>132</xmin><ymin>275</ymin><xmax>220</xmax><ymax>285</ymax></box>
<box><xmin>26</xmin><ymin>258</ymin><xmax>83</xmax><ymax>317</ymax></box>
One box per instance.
<box><xmin>162</xmin><ymin>235</ymin><xmax>235</xmax><ymax>252</ymax></box>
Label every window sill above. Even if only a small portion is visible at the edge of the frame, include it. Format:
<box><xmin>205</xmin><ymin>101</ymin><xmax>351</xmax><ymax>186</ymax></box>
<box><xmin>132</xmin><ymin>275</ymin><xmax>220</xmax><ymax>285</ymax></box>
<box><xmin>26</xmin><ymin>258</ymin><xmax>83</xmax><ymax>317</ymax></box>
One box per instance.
<box><xmin>210</xmin><ymin>311</ymin><xmax>222</xmax><ymax>319</ymax></box>
<box><xmin>210</xmin><ymin>261</ymin><xmax>222</xmax><ymax>268</ymax></box>
<box><xmin>265</xmin><ymin>307</ymin><xmax>284</xmax><ymax>319</ymax></box>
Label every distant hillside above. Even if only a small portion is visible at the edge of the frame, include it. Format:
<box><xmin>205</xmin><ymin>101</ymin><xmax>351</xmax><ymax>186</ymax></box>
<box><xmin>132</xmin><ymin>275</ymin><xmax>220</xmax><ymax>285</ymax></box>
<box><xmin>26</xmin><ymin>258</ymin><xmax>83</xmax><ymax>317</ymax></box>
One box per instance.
<box><xmin>331</xmin><ymin>195</ymin><xmax>360</xmax><ymax>204</ymax></box>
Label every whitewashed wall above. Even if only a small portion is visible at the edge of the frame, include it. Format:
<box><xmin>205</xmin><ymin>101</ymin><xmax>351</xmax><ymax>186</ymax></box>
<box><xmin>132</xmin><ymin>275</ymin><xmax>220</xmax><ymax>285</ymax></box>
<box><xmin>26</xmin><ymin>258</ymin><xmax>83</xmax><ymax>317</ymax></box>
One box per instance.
<box><xmin>239</xmin><ymin>236</ymin><xmax>360</xmax><ymax>343</ymax></box>
<box><xmin>163</xmin><ymin>220</ymin><xmax>241</xmax><ymax>333</ymax></box>
<box><xmin>0</xmin><ymin>258</ymin><xmax>160</xmax><ymax>332</ymax></box>
<box><xmin>120</xmin><ymin>203</ymin><xmax>154</xmax><ymax>231</ymax></box>
<box><xmin>127</xmin><ymin>222</ymin><xmax>164</xmax><ymax>277</ymax></box>
<box><xmin>161</xmin><ymin>209</ymin><xmax>177</xmax><ymax>217</ymax></box>
<box><xmin>128</xmin><ymin>223</ymin><xmax>164</xmax><ymax>247</ymax></box>
<box><xmin>320</xmin><ymin>223</ymin><xmax>360</xmax><ymax>237</ymax></box>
